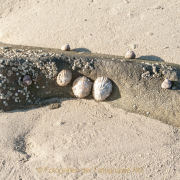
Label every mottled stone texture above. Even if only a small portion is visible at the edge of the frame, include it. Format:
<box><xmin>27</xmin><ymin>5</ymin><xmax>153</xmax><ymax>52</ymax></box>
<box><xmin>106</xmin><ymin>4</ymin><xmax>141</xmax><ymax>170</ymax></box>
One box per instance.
<box><xmin>0</xmin><ymin>43</ymin><xmax>180</xmax><ymax>127</ymax></box>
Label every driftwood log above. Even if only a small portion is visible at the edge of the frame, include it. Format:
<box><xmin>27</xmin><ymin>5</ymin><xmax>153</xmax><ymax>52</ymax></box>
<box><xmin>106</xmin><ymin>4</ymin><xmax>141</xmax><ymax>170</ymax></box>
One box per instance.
<box><xmin>0</xmin><ymin>42</ymin><xmax>180</xmax><ymax>127</ymax></box>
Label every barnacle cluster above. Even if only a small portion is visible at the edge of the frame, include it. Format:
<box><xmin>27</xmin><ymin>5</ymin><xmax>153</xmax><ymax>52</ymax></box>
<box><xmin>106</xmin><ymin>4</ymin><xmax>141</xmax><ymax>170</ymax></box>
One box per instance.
<box><xmin>0</xmin><ymin>47</ymin><xmax>58</xmax><ymax>110</ymax></box>
<box><xmin>141</xmin><ymin>62</ymin><xmax>178</xmax><ymax>81</ymax></box>
<box><xmin>70</xmin><ymin>58</ymin><xmax>95</xmax><ymax>71</ymax></box>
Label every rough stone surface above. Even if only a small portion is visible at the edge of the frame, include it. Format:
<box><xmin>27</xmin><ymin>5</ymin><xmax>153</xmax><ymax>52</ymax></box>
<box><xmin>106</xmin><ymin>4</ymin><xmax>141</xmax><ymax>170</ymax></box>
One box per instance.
<box><xmin>49</xmin><ymin>103</ymin><xmax>60</xmax><ymax>110</ymax></box>
<box><xmin>0</xmin><ymin>42</ymin><xmax>180</xmax><ymax>127</ymax></box>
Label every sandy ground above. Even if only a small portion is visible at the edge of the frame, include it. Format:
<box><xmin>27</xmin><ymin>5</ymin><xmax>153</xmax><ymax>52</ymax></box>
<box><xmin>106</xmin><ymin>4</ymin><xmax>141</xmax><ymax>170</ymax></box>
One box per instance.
<box><xmin>0</xmin><ymin>98</ymin><xmax>180</xmax><ymax>180</ymax></box>
<box><xmin>0</xmin><ymin>0</ymin><xmax>180</xmax><ymax>180</ymax></box>
<box><xmin>0</xmin><ymin>0</ymin><xmax>180</xmax><ymax>64</ymax></box>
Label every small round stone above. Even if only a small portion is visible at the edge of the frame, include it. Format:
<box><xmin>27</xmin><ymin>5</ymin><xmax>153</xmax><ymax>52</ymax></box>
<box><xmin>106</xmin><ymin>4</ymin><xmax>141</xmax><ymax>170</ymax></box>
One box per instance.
<box><xmin>125</xmin><ymin>51</ymin><xmax>136</xmax><ymax>59</ymax></box>
<box><xmin>133</xmin><ymin>105</ymin><xmax>137</xmax><ymax>109</ymax></box>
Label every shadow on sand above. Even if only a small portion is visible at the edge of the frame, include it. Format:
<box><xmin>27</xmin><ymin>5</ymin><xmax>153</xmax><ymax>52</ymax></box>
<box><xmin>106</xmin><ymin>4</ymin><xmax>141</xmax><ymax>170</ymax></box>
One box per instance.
<box><xmin>138</xmin><ymin>55</ymin><xmax>164</xmax><ymax>62</ymax></box>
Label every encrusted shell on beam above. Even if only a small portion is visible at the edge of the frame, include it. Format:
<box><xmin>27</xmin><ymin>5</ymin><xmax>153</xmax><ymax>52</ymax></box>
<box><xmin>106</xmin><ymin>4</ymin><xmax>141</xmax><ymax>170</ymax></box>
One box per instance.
<box><xmin>23</xmin><ymin>75</ymin><xmax>32</xmax><ymax>86</ymax></box>
<box><xmin>161</xmin><ymin>79</ymin><xmax>172</xmax><ymax>89</ymax></box>
<box><xmin>72</xmin><ymin>76</ymin><xmax>92</xmax><ymax>98</ymax></box>
<box><xmin>56</xmin><ymin>69</ymin><xmax>72</xmax><ymax>86</ymax></box>
<box><xmin>125</xmin><ymin>51</ymin><xmax>136</xmax><ymax>59</ymax></box>
<box><xmin>93</xmin><ymin>77</ymin><xmax>112</xmax><ymax>101</ymax></box>
<box><xmin>61</xmin><ymin>44</ymin><xmax>70</xmax><ymax>51</ymax></box>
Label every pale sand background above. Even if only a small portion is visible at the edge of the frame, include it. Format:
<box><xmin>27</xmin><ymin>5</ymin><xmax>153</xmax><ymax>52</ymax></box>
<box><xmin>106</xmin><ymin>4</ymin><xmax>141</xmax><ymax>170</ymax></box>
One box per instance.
<box><xmin>1</xmin><ymin>99</ymin><xmax>180</xmax><ymax>180</ymax></box>
<box><xmin>0</xmin><ymin>0</ymin><xmax>180</xmax><ymax>64</ymax></box>
<box><xmin>0</xmin><ymin>0</ymin><xmax>180</xmax><ymax>180</ymax></box>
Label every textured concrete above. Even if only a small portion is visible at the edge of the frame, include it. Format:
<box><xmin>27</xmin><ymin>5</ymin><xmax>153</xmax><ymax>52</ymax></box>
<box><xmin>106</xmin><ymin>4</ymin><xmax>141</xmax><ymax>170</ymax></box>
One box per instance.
<box><xmin>0</xmin><ymin>43</ymin><xmax>180</xmax><ymax>127</ymax></box>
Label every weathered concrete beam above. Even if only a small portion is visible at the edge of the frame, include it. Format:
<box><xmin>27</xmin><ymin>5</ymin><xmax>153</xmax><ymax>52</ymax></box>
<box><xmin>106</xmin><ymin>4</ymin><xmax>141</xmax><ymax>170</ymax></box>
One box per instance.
<box><xmin>0</xmin><ymin>42</ymin><xmax>180</xmax><ymax>127</ymax></box>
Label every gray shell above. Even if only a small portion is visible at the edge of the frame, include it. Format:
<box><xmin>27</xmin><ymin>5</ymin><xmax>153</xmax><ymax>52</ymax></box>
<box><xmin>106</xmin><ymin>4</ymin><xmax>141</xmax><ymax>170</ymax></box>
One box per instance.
<box><xmin>93</xmin><ymin>77</ymin><xmax>112</xmax><ymax>101</ymax></box>
<box><xmin>61</xmin><ymin>44</ymin><xmax>70</xmax><ymax>51</ymax></box>
<box><xmin>161</xmin><ymin>79</ymin><xmax>172</xmax><ymax>89</ymax></box>
<box><xmin>56</xmin><ymin>69</ymin><xmax>72</xmax><ymax>86</ymax></box>
<box><xmin>125</xmin><ymin>51</ymin><xmax>136</xmax><ymax>59</ymax></box>
<box><xmin>72</xmin><ymin>76</ymin><xmax>92</xmax><ymax>98</ymax></box>
<box><xmin>23</xmin><ymin>75</ymin><xmax>32</xmax><ymax>86</ymax></box>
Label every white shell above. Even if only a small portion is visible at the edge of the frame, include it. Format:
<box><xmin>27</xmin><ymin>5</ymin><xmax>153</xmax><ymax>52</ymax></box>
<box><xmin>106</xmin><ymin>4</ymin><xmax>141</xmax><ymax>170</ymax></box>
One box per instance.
<box><xmin>125</xmin><ymin>51</ymin><xmax>136</xmax><ymax>59</ymax></box>
<box><xmin>61</xmin><ymin>44</ymin><xmax>70</xmax><ymax>51</ymax></box>
<box><xmin>56</xmin><ymin>69</ymin><xmax>72</xmax><ymax>86</ymax></box>
<box><xmin>72</xmin><ymin>76</ymin><xmax>92</xmax><ymax>98</ymax></box>
<box><xmin>93</xmin><ymin>77</ymin><xmax>112</xmax><ymax>101</ymax></box>
<box><xmin>161</xmin><ymin>79</ymin><xmax>172</xmax><ymax>89</ymax></box>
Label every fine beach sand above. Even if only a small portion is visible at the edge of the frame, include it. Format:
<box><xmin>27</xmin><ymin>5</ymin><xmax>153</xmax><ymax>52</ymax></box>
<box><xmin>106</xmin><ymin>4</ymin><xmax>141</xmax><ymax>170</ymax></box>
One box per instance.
<box><xmin>1</xmin><ymin>98</ymin><xmax>180</xmax><ymax>180</ymax></box>
<box><xmin>0</xmin><ymin>0</ymin><xmax>180</xmax><ymax>64</ymax></box>
<box><xmin>0</xmin><ymin>0</ymin><xmax>180</xmax><ymax>180</ymax></box>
